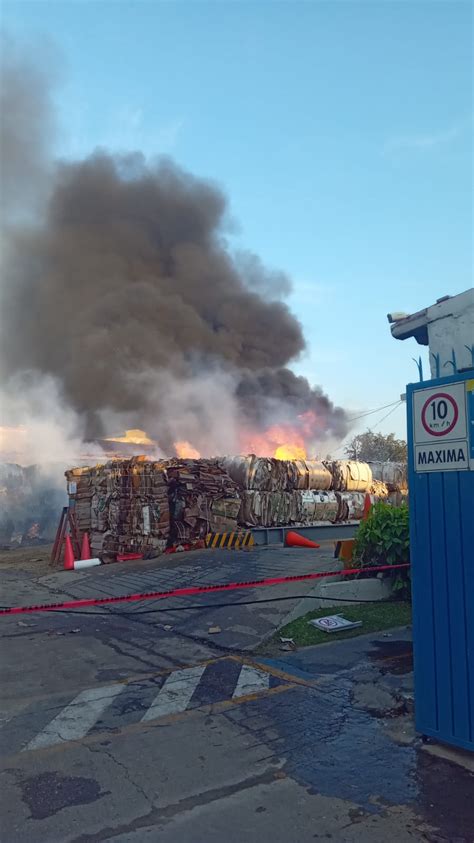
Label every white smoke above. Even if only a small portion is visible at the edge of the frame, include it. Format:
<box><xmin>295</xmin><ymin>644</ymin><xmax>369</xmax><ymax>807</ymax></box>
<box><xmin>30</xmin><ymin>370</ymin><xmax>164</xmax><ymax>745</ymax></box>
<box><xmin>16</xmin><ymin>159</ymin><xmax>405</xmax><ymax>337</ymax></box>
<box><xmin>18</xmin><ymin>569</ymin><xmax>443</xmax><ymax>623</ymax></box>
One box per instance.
<box><xmin>104</xmin><ymin>366</ymin><xmax>242</xmax><ymax>457</ymax></box>
<box><xmin>0</xmin><ymin>373</ymin><xmax>105</xmax><ymax>466</ymax></box>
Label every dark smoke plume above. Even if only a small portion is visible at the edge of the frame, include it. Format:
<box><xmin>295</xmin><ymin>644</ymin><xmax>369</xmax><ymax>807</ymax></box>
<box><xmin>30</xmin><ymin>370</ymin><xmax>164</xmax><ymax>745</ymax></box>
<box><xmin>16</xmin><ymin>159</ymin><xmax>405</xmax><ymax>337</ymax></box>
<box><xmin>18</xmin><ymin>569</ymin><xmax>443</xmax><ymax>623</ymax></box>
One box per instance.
<box><xmin>0</xmin><ymin>35</ymin><xmax>57</xmax><ymax>219</ymax></box>
<box><xmin>237</xmin><ymin>369</ymin><xmax>348</xmax><ymax>437</ymax></box>
<box><xmin>0</xmin><ymin>41</ymin><xmax>348</xmax><ymax>455</ymax></box>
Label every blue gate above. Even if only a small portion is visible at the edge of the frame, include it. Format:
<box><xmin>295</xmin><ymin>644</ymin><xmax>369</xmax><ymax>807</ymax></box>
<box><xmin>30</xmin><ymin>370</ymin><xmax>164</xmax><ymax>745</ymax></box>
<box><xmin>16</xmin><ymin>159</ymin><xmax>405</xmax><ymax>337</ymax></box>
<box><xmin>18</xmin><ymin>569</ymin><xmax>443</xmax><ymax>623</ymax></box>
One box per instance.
<box><xmin>407</xmin><ymin>370</ymin><xmax>474</xmax><ymax>751</ymax></box>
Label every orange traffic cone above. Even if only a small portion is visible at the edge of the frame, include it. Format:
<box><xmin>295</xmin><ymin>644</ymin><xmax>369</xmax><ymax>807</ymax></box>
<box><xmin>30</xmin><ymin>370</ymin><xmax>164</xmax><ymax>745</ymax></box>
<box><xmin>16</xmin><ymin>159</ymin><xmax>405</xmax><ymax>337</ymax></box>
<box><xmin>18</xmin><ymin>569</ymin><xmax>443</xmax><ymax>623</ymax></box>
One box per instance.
<box><xmin>362</xmin><ymin>493</ymin><xmax>372</xmax><ymax>520</ymax></box>
<box><xmin>63</xmin><ymin>535</ymin><xmax>75</xmax><ymax>570</ymax></box>
<box><xmin>285</xmin><ymin>531</ymin><xmax>320</xmax><ymax>549</ymax></box>
<box><xmin>81</xmin><ymin>531</ymin><xmax>92</xmax><ymax>560</ymax></box>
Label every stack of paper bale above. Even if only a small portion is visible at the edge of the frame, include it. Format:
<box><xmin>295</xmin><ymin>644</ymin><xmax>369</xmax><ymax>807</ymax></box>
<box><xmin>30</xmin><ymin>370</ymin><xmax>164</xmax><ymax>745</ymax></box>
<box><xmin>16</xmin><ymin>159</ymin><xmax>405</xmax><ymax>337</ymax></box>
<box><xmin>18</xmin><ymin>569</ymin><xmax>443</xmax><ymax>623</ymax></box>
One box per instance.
<box><xmin>224</xmin><ymin>456</ymin><xmax>375</xmax><ymax>527</ymax></box>
<box><xmin>238</xmin><ymin>490</ymin><xmax>341</xmax><ymax>527</ymax></box>
<box><xmin>297</xmin><ymin>490</ymin><xmax>339</xmax><ymax>523</ymax></box>
<box><xmin>66</xmin><ymin>466</ymin><xmax>95</xmax><ymax>535</ymax></box>
<box><xmin>218</xmin><ymin>456</ymin><xmax>283</xmax><ymax>492</ymax></box>
<box><xmin>65</xmin><ymin>458</ymin><xmax>170</xmax><ymax>558</ymax></box>
<box><xmin>368</xmin><ymin>461</ymin><xmax>408</xmax><ymax>507</ymax></box>
<box><xmin>106</xmin><ymin>459</ymin><xmax>170</xmax><ymax>557</ymax></box>
<box><xmin>323</xmin><ymin>460</ymin><xmax>373</xmax><ymax>492</ymax></box>
<box><xmin>165</xmin><ymin>459</ymin><xmax>241</xmax><ymax>543</ymax></box>
<box><xmin>219</xmin><ymin>455</ymin><xmax>332</xmax><ymax>492</ymax></box>
<box><xmin>238</xmin><ymin>491</ymin><xmax>295</xmax><ymax>527</ymax></box>
<box><xmin>333</xmin><ymin>492</ymin><xmax>368</xmax><ymax>522</ymax></box>
<box><xmin>64</xmin><ymin>455</ymin><xmax>409</xmax><ymax>553</ymax></box>
<box><xmin>368</xmin><ymin>462</ymin><xmax>407</xmax><ymax>491</ymax></box>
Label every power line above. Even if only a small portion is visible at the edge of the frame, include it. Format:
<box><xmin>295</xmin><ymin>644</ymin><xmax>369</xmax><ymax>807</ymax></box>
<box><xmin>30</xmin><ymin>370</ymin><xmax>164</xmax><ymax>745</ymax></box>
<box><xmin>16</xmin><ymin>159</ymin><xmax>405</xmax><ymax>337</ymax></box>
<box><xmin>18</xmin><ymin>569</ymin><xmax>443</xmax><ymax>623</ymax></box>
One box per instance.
<box><xmin>331</xmin><ymin>400</ymin><xmax>404</xmax><ymax>454</ymax></box>
<box><xmin>371</xmin><ymin>401</ymin><xmax>404</xmax><ymax>431</ymax></box>
<box><xmin>346</xmin><ymin>400</ymin><xmax>401</xmax><ymax>423</ymax></box>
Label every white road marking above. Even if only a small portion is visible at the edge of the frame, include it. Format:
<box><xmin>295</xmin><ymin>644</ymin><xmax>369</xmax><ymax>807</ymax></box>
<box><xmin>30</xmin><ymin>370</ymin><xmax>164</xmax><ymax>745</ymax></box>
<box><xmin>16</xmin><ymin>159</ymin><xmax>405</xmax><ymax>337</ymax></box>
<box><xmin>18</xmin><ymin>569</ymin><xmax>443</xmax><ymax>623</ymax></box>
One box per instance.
<box><xmin>24</xmin><ymin>684</ymin><xmax>125</xmax><ymax>751</ymax></box>
<box><xmin>22</xmin><ymin>661</ymin><xmax>278</xmax><ymax>752</ymax></box>
<box><xmin>232</xmin><ymin>664</ymin><xmax>270</xmax><ymax>699</ymax></box>
<box><xmin>141</xmin><ymin>664</ymin><xmax>207</xmax><ymax>721</ymax></box>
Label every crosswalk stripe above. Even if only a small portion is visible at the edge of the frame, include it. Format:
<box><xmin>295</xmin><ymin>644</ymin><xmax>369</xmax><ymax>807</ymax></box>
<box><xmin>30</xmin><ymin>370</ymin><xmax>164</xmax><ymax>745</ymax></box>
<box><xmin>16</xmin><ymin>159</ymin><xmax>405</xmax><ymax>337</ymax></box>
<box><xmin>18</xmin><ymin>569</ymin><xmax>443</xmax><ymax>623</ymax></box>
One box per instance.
<box><xmin>16</xmin><ymin>660</ymin><xmax>288</xmax><ymax>753</ymax></box>
<box><xmin>232</xmin><ymin>664</ymin><xmax>270</xmax><ymax>699</ymax></box>
<box><xmin>141</xmin><ymin>664</ymin><xmax>207</xmax><ymax>721</ymax></box>
<box><xmin>24</xmin><ymin>684</ymin><xmax>126</xmax><ymax>751</ymax></box>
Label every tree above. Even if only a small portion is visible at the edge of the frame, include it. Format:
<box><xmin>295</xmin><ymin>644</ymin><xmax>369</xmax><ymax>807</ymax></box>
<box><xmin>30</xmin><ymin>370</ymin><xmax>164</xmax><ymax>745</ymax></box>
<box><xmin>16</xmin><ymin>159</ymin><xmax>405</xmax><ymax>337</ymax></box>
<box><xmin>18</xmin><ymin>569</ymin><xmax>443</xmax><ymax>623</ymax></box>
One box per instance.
<box><xmin>344</xmin><ymin>429</ymin><xmax>407</xmax><ymax>462</ymax></box>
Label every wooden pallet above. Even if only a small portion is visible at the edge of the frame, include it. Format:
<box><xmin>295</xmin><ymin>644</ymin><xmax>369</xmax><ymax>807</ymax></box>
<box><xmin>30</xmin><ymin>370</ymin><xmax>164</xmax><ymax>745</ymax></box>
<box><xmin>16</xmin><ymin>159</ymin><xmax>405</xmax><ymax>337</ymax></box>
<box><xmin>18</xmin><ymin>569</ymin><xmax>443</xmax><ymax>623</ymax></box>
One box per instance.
<box><xmin>51</xmin><ymin>507</ymin><xmax>82</xmax><ymax>564</ymax></box>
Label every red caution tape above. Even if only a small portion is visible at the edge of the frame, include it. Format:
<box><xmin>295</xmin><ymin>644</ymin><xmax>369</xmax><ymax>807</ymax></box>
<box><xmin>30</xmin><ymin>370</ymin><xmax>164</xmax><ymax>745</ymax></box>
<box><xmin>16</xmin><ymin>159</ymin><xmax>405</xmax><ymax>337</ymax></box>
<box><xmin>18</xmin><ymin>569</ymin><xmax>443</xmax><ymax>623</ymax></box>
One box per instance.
<box><xmin>0</xmin><ymin>563</ymin><xmax>410</xmax><ymax>617</ymax></box>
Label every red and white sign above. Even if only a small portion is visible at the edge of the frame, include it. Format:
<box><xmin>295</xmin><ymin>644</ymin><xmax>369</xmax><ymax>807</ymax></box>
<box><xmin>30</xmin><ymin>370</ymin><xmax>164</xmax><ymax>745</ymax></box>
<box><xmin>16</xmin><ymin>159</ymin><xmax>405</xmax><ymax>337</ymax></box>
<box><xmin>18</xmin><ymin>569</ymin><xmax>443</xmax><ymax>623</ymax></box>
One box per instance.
<box><xmin>413</xmin><ymin>381</ymin><xmax>469</xmax><ymax>473</ymax></box>
<box><xmin>421</xmin><ymin>392</ymin><xmax>459</xmax><ymax>437</ymax></box>
<box><xmin>413</xmin><ymin>382</ymin><xmax>467</xmax><ymax>446</ymax></box>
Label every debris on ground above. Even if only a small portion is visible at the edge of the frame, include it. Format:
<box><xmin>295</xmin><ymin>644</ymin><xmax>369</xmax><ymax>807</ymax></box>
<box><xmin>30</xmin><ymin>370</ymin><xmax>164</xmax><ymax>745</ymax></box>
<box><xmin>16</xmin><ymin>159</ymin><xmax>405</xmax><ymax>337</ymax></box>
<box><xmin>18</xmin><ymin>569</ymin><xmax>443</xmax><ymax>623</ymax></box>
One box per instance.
<box><xmin>309</xmin><ymin>614</ymin><xmax>363</xmax><ymax>633</ymax></box>
<box><xmin>0</xmin><ymin>463</ymin><xmax>65</xmax><ymax>549</ymax></box>
<box><xmin>279</xmin><ymin>636</ymin><xmax>297</xmax><ymax>651</ymax></box>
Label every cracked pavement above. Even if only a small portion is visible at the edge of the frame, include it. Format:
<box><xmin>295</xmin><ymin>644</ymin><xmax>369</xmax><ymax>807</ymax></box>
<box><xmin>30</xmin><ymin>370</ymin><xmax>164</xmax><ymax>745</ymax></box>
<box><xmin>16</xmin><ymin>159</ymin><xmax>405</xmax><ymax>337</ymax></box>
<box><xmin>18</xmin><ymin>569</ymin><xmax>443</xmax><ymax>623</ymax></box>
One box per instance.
<box><xmin>1</xmin><ymin>547</ymin><xmax>474</xmax><ymax>841</ymax></box>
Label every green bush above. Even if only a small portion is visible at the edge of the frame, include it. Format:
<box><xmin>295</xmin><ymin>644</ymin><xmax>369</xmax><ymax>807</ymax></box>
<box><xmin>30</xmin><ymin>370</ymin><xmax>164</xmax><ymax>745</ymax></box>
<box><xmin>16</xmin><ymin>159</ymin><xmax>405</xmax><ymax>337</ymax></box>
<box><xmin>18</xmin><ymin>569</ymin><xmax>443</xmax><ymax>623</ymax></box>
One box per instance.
<box><xmin>353</xmin><ymin>501</ymin><xmax>410</xmax><ymax>567</ymax></box>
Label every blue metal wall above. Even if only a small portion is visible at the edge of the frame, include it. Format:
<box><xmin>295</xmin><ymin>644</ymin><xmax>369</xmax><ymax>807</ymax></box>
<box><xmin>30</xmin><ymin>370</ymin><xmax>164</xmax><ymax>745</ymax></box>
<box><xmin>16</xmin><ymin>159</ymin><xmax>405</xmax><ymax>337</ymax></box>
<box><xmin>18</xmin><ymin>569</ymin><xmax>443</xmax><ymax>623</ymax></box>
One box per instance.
<box><xmin>407</xmin><ymin>371</ymin><xmax>474</xmax><ymax>751</ymax></box>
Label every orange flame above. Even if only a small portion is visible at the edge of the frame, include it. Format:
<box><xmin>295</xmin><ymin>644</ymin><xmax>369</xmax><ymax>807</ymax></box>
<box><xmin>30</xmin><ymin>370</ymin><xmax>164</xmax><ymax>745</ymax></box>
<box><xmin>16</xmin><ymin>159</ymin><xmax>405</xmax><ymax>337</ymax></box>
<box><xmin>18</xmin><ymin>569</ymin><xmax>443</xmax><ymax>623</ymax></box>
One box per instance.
<box><xmin>174</xmin><ymin>440</ymin><xmax>201</xmax><ymax>459</ymax></box>
<box><xmin>104</xmin><ymin>429</ymin><xmax>155</xmax><ymax>446</ymax></box>
<box><xmin>274</xmin><ymin>443</ymin><xmax>307</xmax><ymax>460</ymax></box>
<box><xmin>240</xmin><ymin>423</ymin><xmax>307</xmax><ymax>460</ymax></box>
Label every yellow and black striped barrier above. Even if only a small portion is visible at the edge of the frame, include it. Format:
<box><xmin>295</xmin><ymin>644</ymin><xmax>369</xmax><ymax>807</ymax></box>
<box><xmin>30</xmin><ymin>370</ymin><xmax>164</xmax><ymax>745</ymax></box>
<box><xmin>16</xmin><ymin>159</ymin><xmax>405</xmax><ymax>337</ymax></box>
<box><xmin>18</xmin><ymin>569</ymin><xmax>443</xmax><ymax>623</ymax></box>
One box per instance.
<box><xmin>205</xmin><ymin>531</ymin><xmax>255</xmax><ymax>550</ymax></box>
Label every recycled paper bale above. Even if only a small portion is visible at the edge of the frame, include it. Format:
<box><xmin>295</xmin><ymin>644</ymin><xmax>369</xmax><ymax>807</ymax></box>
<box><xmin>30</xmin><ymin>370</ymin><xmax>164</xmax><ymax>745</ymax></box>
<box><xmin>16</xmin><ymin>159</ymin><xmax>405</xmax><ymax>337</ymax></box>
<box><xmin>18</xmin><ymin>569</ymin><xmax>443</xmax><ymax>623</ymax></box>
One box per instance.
<box><xmin>219</xmin><ymin>455</ymin><xmax>287</xmax><ymax>492</ymax></box>
<box><xmin>220</xmin><ymin>455</ymin><xmax>331</xmax><ymax>493</ymax></box>
<box><xmin>335</xmin><ymin>491</ymin><xmax>368</xmax><ymax>522</ymax></box>
<box><xmin>238</xmin><ymin>490</ymin><xmax>294</xmax><ymax>527</ymax></box>
<box><xmin>66</xmin><ymin>466</ymin><xmax>95</xmax><ymax>534</ymax></box>
<box><xmin>66</xmin><ymin>457</ymin><xmax>170</xmax><ymax>559</ymax></box>
<box><xmin>237</xmin><ymin>490</ymin><xmax>261</xmax><ymax>526</ymax></box>
<box><xmin>165</xmin><ymin>459</ymin><xmax>240</xmax><ymax>543</ymax></box>
<box><xmin>369</xmin><ymin>479</ymin><xmax>390</xmax><ymax>499</ymax></box>
<box><xmin>368</xmin><ymin>462</ymin><xmax>408</xmax><ymax>492</ymax></box>
<box><xmin>208</xmin><ymin>497</ymin><xmax>242</xmax><ymax>532</ymax></box>
<box><xmin>297</xmin><ymin>490</ymin><xmax>338</xmax><ymax>523</ymax></box>
<box><xmin>324</xmin><ymin>460</ymin><xmax>372</xmax><ymax>492</ymax></box>
<box><xmin>218</xmin><ymin>455</ymin><xmax>270</xmax><ymax>490</ymax></box>
<box><xmin>287</xmin><ymin>460</ymin><xmax>310</xmax><ymax>490</ymax></box>
<box><xmin>305</xmin><ymin>461</ymin><xmax>332</xmax><ymax>491</ymax></box>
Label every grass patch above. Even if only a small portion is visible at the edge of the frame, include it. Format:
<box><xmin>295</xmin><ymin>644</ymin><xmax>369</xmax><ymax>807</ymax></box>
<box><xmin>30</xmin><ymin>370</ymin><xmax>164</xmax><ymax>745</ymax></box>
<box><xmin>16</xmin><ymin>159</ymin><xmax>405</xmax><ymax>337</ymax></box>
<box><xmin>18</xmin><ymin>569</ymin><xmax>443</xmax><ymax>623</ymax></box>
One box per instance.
<box><xmin>277</xmin><ymin>601</ymin><xmax>412</xmax><ymax>648</ymax></box>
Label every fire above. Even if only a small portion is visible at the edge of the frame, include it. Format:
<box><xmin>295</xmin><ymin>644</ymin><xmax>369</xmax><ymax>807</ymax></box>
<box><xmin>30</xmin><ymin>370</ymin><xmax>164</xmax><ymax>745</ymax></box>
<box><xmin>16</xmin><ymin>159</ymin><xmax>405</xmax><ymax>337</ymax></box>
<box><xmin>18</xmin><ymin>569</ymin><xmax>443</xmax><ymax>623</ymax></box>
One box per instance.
<box><xmin>240</xmin><ymin>423</ymin><xmax>307</xmax><ymax>460</ymax></box>
<box><xmin>274</xmin><ymin>443</ymin><xmax>307</xmax><ymax>461</ymax></box>
<box><xmin>104</xmin><ymin>429</ymin><xmax>155</xmax><ymax>446</ymax></box>
<box><xmin>174</xmin><ymin>440</ymin><xmax>201</xmax><ymax>459</ymax></box>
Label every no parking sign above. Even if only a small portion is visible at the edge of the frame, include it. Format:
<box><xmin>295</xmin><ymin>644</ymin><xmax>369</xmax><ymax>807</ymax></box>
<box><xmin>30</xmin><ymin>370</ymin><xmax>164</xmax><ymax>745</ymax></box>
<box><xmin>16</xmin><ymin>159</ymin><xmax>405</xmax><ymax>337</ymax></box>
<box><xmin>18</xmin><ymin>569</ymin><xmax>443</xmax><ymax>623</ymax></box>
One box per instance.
<box><xmin>412</xmin><ymin>381</ymin><xmax>472</xmax><ymax>471</ymax></box>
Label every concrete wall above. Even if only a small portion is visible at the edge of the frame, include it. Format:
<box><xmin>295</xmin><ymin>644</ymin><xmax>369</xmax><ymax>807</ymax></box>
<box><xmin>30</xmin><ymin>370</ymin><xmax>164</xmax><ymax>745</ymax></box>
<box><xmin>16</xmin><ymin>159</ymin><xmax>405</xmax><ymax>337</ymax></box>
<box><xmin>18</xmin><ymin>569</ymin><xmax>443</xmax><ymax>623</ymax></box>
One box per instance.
<box><xmin>426</xmin><ymin>289</ymin><xmax>474</xmax><ymax>377</ymax></box>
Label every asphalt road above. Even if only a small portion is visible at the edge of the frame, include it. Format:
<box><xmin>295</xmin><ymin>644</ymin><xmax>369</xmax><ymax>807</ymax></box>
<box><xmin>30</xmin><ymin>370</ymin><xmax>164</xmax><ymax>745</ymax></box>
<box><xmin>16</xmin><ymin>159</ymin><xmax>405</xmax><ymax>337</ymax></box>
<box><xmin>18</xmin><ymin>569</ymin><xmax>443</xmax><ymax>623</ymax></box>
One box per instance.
<box><xmin>1</xmin><ymin>546</ymin><xmax>473</xmax><ymax>842</ymax></box>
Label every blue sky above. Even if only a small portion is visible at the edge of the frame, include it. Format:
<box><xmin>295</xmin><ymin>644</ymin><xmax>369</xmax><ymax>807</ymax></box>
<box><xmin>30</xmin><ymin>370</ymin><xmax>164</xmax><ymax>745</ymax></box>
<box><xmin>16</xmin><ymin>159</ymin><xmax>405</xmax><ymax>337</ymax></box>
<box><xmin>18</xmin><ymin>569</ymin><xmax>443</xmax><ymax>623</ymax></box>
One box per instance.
<box><xmin>2</xmin><ymin>0</ymin><xmax>472</xmax><ymax>442</ymax></box>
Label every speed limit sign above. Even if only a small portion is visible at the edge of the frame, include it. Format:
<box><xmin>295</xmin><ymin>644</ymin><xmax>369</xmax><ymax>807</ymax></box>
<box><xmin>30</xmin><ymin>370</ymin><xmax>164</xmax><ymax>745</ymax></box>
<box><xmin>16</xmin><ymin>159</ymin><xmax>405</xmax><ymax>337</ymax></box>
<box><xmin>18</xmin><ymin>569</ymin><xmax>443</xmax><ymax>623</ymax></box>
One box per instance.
<box><xmin>413</xmin><ymin>382</ymin><xmax>466</xmax><ymax>444</ymax></box>
<box><xmin>412</xmin><ymin>381</ymin><xmax>469</xmax><ymax>472</ymax></box>
<box><xmin>421</xmin><ymin>392</ymin><xmax>459</xmax><ymax>436</ymax></box>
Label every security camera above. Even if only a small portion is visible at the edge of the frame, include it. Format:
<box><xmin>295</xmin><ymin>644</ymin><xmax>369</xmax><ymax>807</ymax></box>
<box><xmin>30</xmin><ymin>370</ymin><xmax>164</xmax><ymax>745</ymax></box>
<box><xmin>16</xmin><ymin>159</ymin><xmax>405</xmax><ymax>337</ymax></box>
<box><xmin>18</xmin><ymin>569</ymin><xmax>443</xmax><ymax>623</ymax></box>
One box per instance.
<box><xmin>387</xmin><ymin>312</ymin><xmax>410</xmax><ymax>323</ymax></box>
